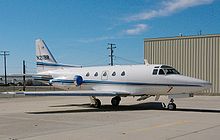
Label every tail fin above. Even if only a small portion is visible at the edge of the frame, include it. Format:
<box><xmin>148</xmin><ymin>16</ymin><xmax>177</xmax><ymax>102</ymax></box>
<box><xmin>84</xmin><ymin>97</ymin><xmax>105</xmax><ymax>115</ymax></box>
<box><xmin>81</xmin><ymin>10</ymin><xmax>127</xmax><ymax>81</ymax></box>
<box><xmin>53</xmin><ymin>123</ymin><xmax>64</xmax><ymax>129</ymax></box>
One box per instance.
<box><xmin>36</xmin><ymin>39</ymin><xmax>57</xmax><ymax>73</ymax></box>
<box><xmin>36</xmin><ymin>39</ymin><xmax>57</xmax><ymax>64</ymax></box>
<box><xmin>36</xmin><ymin>39</ymin><xmax>81</xmax><ymax>73</ymax></box>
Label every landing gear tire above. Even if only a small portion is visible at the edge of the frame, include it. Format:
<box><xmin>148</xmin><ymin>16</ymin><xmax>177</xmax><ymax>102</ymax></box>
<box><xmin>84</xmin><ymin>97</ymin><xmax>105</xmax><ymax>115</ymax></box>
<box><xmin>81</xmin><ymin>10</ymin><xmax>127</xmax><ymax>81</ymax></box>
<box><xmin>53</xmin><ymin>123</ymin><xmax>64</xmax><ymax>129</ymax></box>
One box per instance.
<box><xmin>111</xmin><ymin>96</ymin><xmax>121</xmax><ymax>107</ymax></box>
<box><xmin>94</xmin><ymin>99</ymin><xmax>101</xmax><ymax>108</ymax></box>
<box><xmin>168</xmin><ymin>103</ymin><xmax>176</xmax><ymax>110</ymax></box>
<box><xmin>167</xmin><ymin>98</ymin><xmax>176</xmax><ymax>110</ymax></box>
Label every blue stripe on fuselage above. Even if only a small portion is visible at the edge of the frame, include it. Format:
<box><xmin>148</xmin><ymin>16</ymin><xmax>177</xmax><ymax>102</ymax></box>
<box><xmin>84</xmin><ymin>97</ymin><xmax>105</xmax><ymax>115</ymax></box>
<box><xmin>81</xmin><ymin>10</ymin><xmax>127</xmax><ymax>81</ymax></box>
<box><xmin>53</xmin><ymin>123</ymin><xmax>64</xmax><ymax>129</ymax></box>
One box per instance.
<box><xmin>51</xmin><ymin>79</ymin><xmax>202</xmax><ymax>87</ymax></box>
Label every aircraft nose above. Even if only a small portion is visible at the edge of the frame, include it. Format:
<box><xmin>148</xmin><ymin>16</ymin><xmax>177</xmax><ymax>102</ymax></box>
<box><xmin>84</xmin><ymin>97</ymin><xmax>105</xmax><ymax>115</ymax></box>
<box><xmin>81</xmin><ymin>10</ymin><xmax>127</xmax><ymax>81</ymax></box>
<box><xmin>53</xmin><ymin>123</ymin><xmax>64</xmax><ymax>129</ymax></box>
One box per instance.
<box><xmin>187</xmin><ymin>77</ymin><xmax>212</xmax><ymax>90</ymax></box>
<box><xmin>198</xmin><ymin>80</ymin><xmax>212</xmax><ymax>89</ymax></box>
<box><xmin>167</xmin><ymin>75</ymin><xmax>212</xmax><ymax>89</ymax></box>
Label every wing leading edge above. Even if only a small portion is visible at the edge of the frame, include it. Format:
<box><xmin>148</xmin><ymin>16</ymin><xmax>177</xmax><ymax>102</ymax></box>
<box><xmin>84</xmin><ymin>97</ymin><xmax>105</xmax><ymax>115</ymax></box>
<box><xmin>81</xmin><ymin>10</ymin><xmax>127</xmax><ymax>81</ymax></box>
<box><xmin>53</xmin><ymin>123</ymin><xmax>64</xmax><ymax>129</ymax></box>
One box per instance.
<box><xmin>10</xmin><ymin>90</ymin><xmax>131</xmax><ymax>97</ymax></box>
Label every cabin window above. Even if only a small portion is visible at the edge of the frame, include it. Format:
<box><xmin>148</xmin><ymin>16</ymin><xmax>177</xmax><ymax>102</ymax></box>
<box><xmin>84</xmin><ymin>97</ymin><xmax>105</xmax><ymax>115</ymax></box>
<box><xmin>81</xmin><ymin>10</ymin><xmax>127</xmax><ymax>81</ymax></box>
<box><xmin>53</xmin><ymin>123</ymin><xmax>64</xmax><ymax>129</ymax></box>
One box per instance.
<box><xmin>153</xmin><ymin>69</ymin><xmax>158</xmax><ymax>75</ymax></box>
<box><xmin>159</xmin><ymin>69</ymin><xmax>165</xmax><ymax>75</ymax></box>
<box><xmin>154</xmin><ymin>66</ymin><xmax>159</xmax><ymax>68</ymax></box>
<box><xmin>103</xmin><ymin>72</ymin><xmax>107</xmax><ymax>76</ymax></box>
<box><xmin>121</xmin><ymin>71</ymin><xmax>125</xmax><ymax>76</ymax></box>
<box><xmin>112</xmin><ymin>71</ymin><xmax>116</xmax><ymax>76</ymax></box>
<box><xmin>94</xmin><ymin>72</ymin><xmax>98</xmax><ymax>77</ymax></box>
<box><xmin>86</xmin><ymin>72</ymin><xmax>90</xmax><ymax>77</ymax></box>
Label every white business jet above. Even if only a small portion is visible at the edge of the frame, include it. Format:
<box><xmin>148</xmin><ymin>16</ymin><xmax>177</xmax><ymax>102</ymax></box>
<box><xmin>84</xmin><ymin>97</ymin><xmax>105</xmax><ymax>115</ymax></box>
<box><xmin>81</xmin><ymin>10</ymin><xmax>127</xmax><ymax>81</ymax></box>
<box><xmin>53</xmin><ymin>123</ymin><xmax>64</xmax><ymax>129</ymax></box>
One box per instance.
<box><xmin>25</xmin><ymin>39</ymin><xmax>212</xmax><ymax>110</ymax></box>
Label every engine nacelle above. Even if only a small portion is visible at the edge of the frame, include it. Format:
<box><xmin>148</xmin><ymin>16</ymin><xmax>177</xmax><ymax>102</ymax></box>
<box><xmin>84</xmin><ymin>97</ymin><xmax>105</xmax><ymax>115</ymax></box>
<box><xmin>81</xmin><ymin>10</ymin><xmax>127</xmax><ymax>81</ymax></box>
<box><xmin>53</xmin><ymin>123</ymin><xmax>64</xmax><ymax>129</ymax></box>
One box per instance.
<box><xmin>73</xmin><ymin>75</ymin><xmax>83</xmax><ymax>86</ymax></box>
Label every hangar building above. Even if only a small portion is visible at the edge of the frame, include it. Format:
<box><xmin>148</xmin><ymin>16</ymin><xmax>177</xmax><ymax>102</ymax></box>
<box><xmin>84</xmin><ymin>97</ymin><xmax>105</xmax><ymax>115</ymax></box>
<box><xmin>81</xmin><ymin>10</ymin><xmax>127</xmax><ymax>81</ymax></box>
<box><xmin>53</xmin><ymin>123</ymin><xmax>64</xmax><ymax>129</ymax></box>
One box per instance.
<box><xmin>144</xmin><ymin>34</ymin><xmax>220</xmax><ymax>94</ymax></box>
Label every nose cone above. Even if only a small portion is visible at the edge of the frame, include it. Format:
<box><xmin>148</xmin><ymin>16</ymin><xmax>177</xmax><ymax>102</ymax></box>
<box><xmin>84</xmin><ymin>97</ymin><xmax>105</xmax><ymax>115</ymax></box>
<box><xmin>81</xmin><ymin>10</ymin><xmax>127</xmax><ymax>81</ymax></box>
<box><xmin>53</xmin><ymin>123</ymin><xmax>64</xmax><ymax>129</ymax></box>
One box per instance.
<box><xmin>187</xmin><ymin>77</ymin><xmax>212</xmax><ymax>89</ymax></box>
<box><xmin>198</xmin><ymin>79</ymin><xmax>212</xmax><ymax>89</ymax></box>
<box><xmin>166</xmin><ymin>75</ymin><xmax>212</xmax><ymax>91</ymax></box>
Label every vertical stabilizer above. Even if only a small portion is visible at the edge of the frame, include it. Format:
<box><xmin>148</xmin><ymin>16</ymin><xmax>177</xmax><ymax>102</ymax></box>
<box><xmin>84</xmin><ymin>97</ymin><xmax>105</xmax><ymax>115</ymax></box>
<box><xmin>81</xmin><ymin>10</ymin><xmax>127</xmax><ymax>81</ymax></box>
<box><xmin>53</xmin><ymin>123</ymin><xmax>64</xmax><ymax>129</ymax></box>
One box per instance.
<box><xmin>35</xmin><ymin>39</ymin><xmax>81</xmax><ymax>73</ymax></box>
<box><xmin>36</xmin><ymin>39</ymin><xmax>57</xmax><ymax>73</ymax></box>
<box><xmin>36</xmin><ymin>39</ymin><xmax>57</xmax><ymax>64</ymax></box>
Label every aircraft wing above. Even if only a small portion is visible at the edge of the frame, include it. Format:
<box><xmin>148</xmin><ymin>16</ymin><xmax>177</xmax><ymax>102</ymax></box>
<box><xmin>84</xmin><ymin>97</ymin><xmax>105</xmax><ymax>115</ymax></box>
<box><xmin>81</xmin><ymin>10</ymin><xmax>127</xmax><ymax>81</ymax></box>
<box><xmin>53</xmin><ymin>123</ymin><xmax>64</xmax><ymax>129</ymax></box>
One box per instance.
<box><xmin>5</xmin><ymin>90</ymin><xmax>131</xmax><ymax>97</ymax></box>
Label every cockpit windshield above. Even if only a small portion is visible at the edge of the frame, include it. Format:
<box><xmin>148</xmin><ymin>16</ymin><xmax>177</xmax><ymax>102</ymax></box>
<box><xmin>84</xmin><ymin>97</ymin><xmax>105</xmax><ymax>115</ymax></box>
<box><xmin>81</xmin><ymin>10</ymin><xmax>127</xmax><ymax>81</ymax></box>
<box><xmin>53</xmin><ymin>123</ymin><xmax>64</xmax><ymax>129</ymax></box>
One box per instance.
<box><xmin>152</xmin><ymin>65</ymin><xmax>180</xmax><ymax>75</ymax></box>
<box><xmin>160</xmin><ymin>65</ymin><xmax>180</xmax><ymax>75</ymax></box>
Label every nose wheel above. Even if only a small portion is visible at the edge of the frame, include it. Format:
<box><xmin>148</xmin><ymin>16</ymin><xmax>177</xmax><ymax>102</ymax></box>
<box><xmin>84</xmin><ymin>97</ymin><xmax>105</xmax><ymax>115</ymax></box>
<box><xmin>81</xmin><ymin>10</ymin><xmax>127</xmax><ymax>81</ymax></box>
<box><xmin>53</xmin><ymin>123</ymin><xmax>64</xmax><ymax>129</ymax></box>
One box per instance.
<box><xmin>167</xmin><ymin>98</ymin><xmax>176</xmax><ymax>110</ymax></box>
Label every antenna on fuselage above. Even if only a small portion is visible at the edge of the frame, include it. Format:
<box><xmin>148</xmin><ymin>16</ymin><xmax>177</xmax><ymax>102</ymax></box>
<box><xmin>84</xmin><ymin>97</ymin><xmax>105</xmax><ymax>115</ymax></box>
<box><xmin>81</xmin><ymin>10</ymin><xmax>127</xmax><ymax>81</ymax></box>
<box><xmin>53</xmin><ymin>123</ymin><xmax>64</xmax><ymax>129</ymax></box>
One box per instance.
<box><xmin>144</xmin><ymin>59</ymin><xmax>149</xmax><ymax>65</ymax></box>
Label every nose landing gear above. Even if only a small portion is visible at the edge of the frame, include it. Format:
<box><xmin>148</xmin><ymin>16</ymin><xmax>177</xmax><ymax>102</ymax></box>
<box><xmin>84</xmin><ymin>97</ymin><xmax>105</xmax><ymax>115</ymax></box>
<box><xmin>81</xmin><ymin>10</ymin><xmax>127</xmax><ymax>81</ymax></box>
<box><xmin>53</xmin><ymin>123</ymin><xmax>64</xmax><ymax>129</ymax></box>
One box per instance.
<box><xmin>167</xmin><ymin>98</ymin><xmax>176</xmax><ymax>110</ymax></box>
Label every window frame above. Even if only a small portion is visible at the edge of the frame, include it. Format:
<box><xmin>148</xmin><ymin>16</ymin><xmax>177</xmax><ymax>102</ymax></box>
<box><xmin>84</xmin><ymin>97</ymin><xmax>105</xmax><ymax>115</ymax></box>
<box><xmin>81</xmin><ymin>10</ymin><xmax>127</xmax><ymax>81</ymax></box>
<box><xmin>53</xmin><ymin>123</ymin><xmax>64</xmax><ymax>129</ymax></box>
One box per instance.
<box><xmin>152</xmin><ymin>69</ymin><xmax>158</xmax><ymax>75</ymax></box>
<box><xmin>112</xmin><ymin>71</ymin><xmax>116</xmax><ymax>76</ymax></box>
<box><xmin>103</xmin><ymin>71</ymin><xmax>107</xmax><ymax>76</ymax></box>
<box><xmin>86</xmin><ymin>72</ymin><xmax>90</xmax><ymax>77</ymax></box>
<box><xmin>94</xmin><ymin>72</ymin><xmax>98</xmax><ymax>77</ymax></box>
<box><xmin>121</xmin><ymin>71</ymin><xmax>126</xmax><ymax>76</ymax></box>
<box><xmin>158</xmin><ymin>69</ymin><xmax>165</xmax><ymax>75</ymax></box>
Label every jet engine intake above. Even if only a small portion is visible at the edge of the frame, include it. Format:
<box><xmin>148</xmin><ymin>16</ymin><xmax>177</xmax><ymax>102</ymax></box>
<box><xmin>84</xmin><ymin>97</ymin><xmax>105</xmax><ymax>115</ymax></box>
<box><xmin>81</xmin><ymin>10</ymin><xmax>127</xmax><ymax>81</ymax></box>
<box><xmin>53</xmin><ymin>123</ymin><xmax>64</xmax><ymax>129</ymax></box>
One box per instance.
<box><xmin>73</xmin><ymin>75</ymin><xmax>83</xmax><ymax>86</ymax></box>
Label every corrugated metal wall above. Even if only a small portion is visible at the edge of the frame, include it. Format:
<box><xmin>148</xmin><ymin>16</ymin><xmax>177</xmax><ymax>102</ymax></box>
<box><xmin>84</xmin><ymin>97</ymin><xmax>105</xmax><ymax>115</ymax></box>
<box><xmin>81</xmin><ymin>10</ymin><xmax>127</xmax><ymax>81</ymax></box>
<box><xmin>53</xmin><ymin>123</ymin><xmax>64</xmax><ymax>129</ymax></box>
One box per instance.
<box><xmin>144</xmin><ymin>34</ymin><xmax>220</xmax><ymax>94</ymax></box>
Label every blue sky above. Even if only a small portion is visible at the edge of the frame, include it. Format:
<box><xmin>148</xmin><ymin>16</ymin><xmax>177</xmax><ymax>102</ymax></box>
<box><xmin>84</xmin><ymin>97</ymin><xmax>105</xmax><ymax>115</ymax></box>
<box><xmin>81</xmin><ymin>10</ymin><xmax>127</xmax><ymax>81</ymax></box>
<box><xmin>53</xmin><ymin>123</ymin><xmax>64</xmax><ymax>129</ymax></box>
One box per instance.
<box><xmin>0</xmin><ymin>0</ymin><xmax>219</xmax><ymax>74</ymax></box>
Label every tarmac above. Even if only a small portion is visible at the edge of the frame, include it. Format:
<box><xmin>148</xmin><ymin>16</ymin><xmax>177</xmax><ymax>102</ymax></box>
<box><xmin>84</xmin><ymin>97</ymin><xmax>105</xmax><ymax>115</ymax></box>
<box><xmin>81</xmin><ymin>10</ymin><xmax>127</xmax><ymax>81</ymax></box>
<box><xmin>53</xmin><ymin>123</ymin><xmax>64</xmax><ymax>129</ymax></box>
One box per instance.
<box><xmin>0</xmin><ymin>95</ymin><xmax>220</xmax><ymax>140</ymax></box>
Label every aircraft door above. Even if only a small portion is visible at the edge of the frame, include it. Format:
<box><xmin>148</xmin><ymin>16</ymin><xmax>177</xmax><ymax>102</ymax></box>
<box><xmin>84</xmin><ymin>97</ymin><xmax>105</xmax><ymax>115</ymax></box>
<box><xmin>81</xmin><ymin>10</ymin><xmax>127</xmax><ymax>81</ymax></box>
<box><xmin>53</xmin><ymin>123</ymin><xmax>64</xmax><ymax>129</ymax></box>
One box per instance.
<box><xmin>101</xmin><ymin>71</ymin><xmax>108</xmax><ymax>80</ymax></box>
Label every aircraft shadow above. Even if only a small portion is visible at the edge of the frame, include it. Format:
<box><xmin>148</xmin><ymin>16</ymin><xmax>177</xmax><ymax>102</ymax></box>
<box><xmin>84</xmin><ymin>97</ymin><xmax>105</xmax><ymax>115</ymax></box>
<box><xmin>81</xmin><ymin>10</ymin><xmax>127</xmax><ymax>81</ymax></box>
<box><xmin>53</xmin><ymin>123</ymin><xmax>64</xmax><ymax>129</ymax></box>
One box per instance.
<box><xmin>174</xmin><ymin>108</ymin><xmax>220</xmax><ymax>113</ymax></box>
<box><xmin>27</xmin><ymin>102</ymin><xmax>165</xmax><ymax>114</ymax></box>
<box><xmin>27</xmin><ymin>102</ymin><xmax>220</xmax><ymax>114</ymax></box>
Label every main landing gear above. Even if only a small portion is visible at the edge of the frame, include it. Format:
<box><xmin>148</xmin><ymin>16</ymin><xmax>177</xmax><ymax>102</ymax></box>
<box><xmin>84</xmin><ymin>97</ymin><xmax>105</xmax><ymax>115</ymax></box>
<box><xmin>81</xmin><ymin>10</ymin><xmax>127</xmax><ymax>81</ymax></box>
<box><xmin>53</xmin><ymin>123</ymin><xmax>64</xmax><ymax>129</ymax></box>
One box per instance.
<box><xmin>90</xmin><ymin>96</ymin><xmax>121</xmax><ymax>108</ymax></box>
<box><xmin>167</xmin><ymin>98</ymin><xmax>176</xmax><ymax>110</ymax></box>
<box><xmin>111</xmin><ymin>96</ymin><xmax>121</xmax><ymax>107</ymax></box>
<box><xmin>94</xmin><ymin>98</ymin><xmax>101</xmax><ymax>108</ymax></box>
<box><xmin>90</xmin><ymin>96</ymin><xmax>101</xmax><ymax>108</ymax></box>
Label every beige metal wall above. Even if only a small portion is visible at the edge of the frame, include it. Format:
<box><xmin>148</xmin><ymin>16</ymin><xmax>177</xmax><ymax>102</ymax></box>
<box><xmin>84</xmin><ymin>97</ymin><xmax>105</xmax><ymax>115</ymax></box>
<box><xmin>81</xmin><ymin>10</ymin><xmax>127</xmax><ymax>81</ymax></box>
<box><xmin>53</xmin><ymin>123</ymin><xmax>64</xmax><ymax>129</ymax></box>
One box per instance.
<box><xmin>144</xmin><ymin>34</ymin><xmax>220</xmax><ymax>94</ymax></box>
